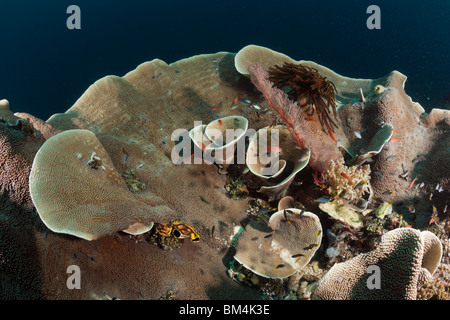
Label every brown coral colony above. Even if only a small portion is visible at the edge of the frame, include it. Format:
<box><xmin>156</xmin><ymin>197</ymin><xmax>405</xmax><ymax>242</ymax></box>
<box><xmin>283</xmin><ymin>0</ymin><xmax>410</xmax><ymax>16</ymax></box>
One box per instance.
<box><xmin>268</xmin><ymin>62</ymin><xmax>339</xmax><ymax>132</ymax></box>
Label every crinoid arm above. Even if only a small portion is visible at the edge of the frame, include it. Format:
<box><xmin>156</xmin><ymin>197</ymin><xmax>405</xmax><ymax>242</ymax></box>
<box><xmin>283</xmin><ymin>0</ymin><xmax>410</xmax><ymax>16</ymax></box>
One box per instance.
<box><xmin>268</xmin><ymin>62</ymin><xmax>338</xmax><ymax>132</ymax></box>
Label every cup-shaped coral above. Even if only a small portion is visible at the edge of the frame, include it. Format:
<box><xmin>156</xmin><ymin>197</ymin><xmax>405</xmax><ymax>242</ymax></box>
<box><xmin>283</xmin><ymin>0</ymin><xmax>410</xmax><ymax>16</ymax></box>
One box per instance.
<box><xmin>188</xmin><ymin>116</ymin><xmax>248</xmax><ymax>164</ymax></box>
<box><xmin>29</xmin><ymin>129</ymin><xmax>177</xmax><ymax>240</ymax></box>
<box><xmin>246</xmin><ymin>125</ymin><xmax>310</xmax><ymax>196</ymax></box>
<box><xmin>234</xmin><ymin>208</ymin><xmax>322</xmax><ymax>279</ymax></box>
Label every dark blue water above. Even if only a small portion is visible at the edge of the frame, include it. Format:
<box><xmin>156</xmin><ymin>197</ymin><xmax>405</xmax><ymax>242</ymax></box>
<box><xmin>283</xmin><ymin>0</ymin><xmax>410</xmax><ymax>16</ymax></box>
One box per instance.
<box><xmin>1</xmin><ymin>0</ymin><xmax>449</xmax><ymax>120</ymax></box>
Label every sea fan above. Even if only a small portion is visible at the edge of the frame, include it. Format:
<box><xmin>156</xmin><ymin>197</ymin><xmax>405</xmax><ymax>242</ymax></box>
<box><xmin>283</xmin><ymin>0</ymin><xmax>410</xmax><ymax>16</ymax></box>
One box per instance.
<box><xmin>248</xmin><ymin>63</ymin><xmax>307</xmax><ymax>149</ymax></box>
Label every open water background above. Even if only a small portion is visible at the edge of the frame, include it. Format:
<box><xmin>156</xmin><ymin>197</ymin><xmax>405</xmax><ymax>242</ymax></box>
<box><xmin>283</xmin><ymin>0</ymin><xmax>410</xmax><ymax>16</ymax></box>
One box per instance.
<box><xmin>0</xmin><ymin>0</ymin><xmax>449</xmax><ymax>120</ymax></box>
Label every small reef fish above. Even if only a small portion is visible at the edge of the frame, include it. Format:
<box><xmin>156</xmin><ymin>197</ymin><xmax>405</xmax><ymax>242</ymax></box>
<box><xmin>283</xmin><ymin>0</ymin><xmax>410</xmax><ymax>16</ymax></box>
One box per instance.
<box><xmin>233</xmin><ymin>117</ymin><xmax>240</xmax><ymax>127</ymax></box>
<box><xmin>408</xmin><ymin>177</ymin><xmax>417</xmax><ymax>189</ymax></box>
<box><xmin>264</xmin><ymin>234</ymin><xmax>273</xmax><ymax>239</ymax></box>
<box><xmin>305</xmin><ymin>116</ymin><xmax>316</xmax><ymax>122</ymax></box>
<box><xmin>340</xmin><ymin>172</ymin><xmax>353</xmax><ymax>182</ymax></box>
<box><xmin>389</xmin><ymin>137</ymin><xmax>399</xmax><ymax>142</ymax></box>
<box><xmin>274</xmin><ymin>264</ymin><xmax>285</xmax><ymax>271</ymax></box>
<box><xmin>304</xmin><ymin>244</ymin><xmax>319</xmax><ymax>250</ymax></box>
<box><xmin>267</xmin><ymin>146</ymin><xmax>282</xmax><ymax>153</ymax></box>
<box><xmin>315</xmin><ymin>197</ymin><xmax>330</xmax><ymax>203</ymax></box>
<box><xmin>374</xmin><ymin>171</ymin><xmax>384</xmax><ymax>180</ymax></box>
<box><xmin>232</xmin><ymin>97</ymin><xmax>239</xmax><ymax>105</ymax></box>
<box><xmin>258</xmin><ymin>207</ymin><xmax>276</xmax><ymax>214</ymax></box>
<box><xmin>291</xmin><ymin>253</ymin><xmax>305</xmax><ymax>258</ymax></box>
<box><xmin>298</xmin><ymin>153</ymin><xmax>309</xmax><ymax>163</ymax></box>
<box><xmin>252</xmin><ymin>104</ymin><xmax>261</xmax><ymax>109</ymax></box>
<box><xmin>210</xmin><ymin>106</ymin><xmax>221</xmax><ymax>111</ymax></box>
<box><xmin>218</xmin><ymin>119</ymin><xmax>223</xmax><ymax>127</ymax></box>
<box><xmin>429</xmin><ymin>205</ymin><xmax>439</xmax><ymax>225</ymax></box>
<box><xmin>239</xmin><ymin>99</ymin><xmax>251</xmax><ymax>105</ymax></box>
<box><xmin>197</xmin><ymin>141</ymin><xmax>207</xmax><ymax>151</ymax></box>
<box><xmin>374</xmin><ymin>117</ymin><xmax>385</xmax><ymax>125</ymax></box>
<box><xmin>386</xmin><ymin>155</ymin><xmax>395</xmax><ymax>161</ymax></box>
<box><xmin>412</xmin><ymin>155</ymin><xmax>427</xmax><ymax>163</ymax></box>
<box><xmin>407</xmin><ymin>205</ymin><xmax>415</xmax><ymax>214</ymax></box>
<box><xmin>354</xmin><ymin>131</ymin><xmax>362</xmax><ymax>139</ymax></box>
<box><xmin>382</xmin><ymin>190</ymin><xmax>394</xmax><ymax>195</ymax></box>
<box><xmin>328</xmin><ymin>130</ymin><xmax>337</xmax><ymax>143</ymax></box>
<box><xmin>435</xmin><ymin>184</ymin><xmax>444</xmax><ymax>193</ymax></box>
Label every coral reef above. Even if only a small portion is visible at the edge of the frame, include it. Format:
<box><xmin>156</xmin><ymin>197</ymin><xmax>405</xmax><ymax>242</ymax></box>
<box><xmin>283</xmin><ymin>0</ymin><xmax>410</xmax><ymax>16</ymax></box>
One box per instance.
<box><xmin>0</xmin><ymin>44</ymin><xmax>448</xmax><ymax>300</ymax></box>
<box><xmin>312</xmin><ymin>228</ymin><xmax>442</xmax><ymax>300</ymax></box>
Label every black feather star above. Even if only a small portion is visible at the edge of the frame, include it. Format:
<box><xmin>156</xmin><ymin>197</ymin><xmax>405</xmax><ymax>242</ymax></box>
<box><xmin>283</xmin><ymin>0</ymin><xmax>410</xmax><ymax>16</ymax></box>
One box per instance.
<box><xmin>268</xmin><ymin>62</ymin><xmax>338</xmax><ymax>132</ymax></box>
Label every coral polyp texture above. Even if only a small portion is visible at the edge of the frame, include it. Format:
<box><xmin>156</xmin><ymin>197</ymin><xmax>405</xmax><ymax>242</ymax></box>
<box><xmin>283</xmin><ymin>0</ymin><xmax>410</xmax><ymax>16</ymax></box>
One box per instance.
<box><xmin>311</xmin><ymin>228</ymin><xmax>442</xmax><ymax>300</ymax></box>
<box><xmin>29</xmin><ymin>129</ymin><xmax>177</xmax><ymax>240</ymax></box>
<box><xmin>0</xmin><ymin>44</ymin><xmax>448</xmax><ymax>300</ymax></box>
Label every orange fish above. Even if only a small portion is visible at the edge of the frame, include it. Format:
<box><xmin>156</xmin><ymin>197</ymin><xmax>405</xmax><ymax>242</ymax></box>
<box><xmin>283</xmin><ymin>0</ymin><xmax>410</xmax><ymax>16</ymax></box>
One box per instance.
<box><xmin>328</xmin><ymin>130</ymin><xmax>337</xmax><ymax>143</ymax></box>
<box><xmin>198</xmin><ymin>141</ymin><xmax>206</xmax><ymax>151</ymax></box>
<box><xmin>218</xmin><ymin>119</ymin><xmax>223</xmax><ymax>127</ymax></box>
<box><xmin>210</xmin><ymin>106</ymin><xmax>221</xmax><ymax>111</ymax></box>
<box><xmin>305</xmin><ymin>116</ymin><xmax>316</xmax><ymax>122</ymax></box>
<box><xmin>408</xmin><ymin>177</ymin><xmax>417</xmax><ymax>189</ymax></box>
<box><xmin>389</xmin><ymin>137</ymin><xmax>399</xmax><ymax>142</ymax></box>
<box><xmin>267</xmin><ymin>146</ymin><xmax>282</xmax><ymax>153</ymax></box>
<box><xmin>429</xmin><ymin>205</ymin><xmax>440</xmax><ymax>225</ymax></box>
<box><xmin>232</xmin><ymin>97</ymin><xmax>238</xmax><ymax>105</ymax></box>
<box><xmin>340</xmin><ymin>172</ymin><xmax>353</xmax><ymax>182</ymax></box>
